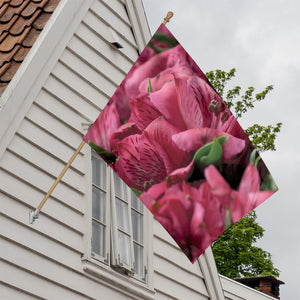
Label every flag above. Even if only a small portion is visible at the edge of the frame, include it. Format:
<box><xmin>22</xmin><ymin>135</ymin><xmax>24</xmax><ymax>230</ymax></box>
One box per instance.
<box><xmin>84</xmin><ymin>24</ymin><xmax>278</xmax><ymax>263</ymax></box>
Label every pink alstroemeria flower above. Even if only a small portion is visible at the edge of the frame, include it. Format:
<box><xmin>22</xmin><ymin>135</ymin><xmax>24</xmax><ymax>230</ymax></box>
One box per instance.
<box><xmin>114</xmin><ymin>117</ymin><xmax>188</xmax><ymax>192</ymax></box>
<box><xmin>140</xmin><ymin>179</ymin><xmax>226</xmax><ymax>263</ymax></box>
<box><xmin>204</xmin><ymin>164</ymin><xmax>275</xmax><ymax>224</ymax></box>
<box><xmin>84</xmin><ymin>101</ymin><xmax>121</xmax><ymax>152</ymax></box>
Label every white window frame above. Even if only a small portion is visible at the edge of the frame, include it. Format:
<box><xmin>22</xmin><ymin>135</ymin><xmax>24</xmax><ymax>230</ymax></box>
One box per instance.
<box><xmin>83</xmin><ymin>149</ymin><xmax>154</xmax><ymax>297</ymax></box>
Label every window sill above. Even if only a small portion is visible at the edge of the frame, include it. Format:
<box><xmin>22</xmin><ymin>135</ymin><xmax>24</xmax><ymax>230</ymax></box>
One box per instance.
<box><xmin>82</xmin><ymin>258</ymin><xmax>156</xmax><ymax>300</ymax></box>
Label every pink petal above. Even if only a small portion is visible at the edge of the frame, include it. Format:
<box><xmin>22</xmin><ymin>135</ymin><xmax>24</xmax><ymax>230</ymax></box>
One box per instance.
<box><xmin>239</xmin><ymin>163</ymin><xmax>261</xmax><ymax>194</ymax></box>
<box><xmin>143</xmin><ymin>117</ymin><xmax>189</xmax><ymax>171</ymax></box>
<box><xmin>150</xmin><ymin>80</ymin><xmax>186</xmax><ymax>131</ymax></box>
<box><xmin>172</xmin><ymin>127</ymin><xmax>245</xmax><ymax>160</ymax></box>
<box><xmin>130</xmin><ymin>94</ymin><xmax>161</xmax><ymax>131</ymax></box>
<box><xmin>114</xmin><ymin>135</ymin><xmax>151</xmax><ymax>191</ymax></box>
<box><xmin>84</xmin><ymin>101</ymin><xmax>121</xmax><ymax>152</ymax></box>
<box><xmin>204</xmin><ymin>165</ymin><xmax>231</xmax><ymax>197</ymax></box>
<box><xmin>109</xmin><ymin>122</ymin><xmax>141</xmax><ymax>153</ymax></box>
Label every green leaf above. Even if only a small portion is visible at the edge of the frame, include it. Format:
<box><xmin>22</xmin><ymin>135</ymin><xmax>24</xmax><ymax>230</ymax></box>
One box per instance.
<box><xmin>261</xmin><ymin>173</ymin><xmax>278</xmax><ymax>191</ymax></box>
<box><xmin>147</xmin><ymin>78</ymin><xmax>152</xmax><ymax>92</ymax></box>
<box><xmin>131</xmin><ymin>187</ymin><xmax>142</xmax><ymax>197</ymax></box>
<box><xmin>88</xmin><ymin>141</ymin><xmax>117</xmax><ymax>163</ymax></box>
<box><xmin>193</xmin><ymin>136</ymin><xmax>228</xmax><ymax>170</ymax></box>
<box><xmin>152</xmin><ymin>32</ymin><xmax>179</xmax><ymax>48</ymax></box>
<box><xmin>224</xmin><ymin>208</ymin><xmax>232</xmax><ymax>230</ymax></box>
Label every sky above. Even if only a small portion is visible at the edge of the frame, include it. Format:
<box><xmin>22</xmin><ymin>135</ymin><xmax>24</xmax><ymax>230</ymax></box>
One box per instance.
<box><xmin>142</xmin><ymin>1</ymin><xmax>300</xmax><ymax>299</ymax></box>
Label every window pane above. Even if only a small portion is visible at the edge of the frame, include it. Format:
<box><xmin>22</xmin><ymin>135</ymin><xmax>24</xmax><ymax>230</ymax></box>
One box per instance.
<box><xmin>131</xmin><ymin>191</ymin><xmax>143</xmax><ymax>212</ymax></box>
<box><xmin>114</xmin><ymin>172</ymin><xmax>126</xmax><ymax>199</ymax></box>
<box><xmin>131</xmin><ymin>210</ymin><xmax>143</xmax><ymax>244</ymax></box>
<box><xmin>92</xmin><ymin>154</ymin><xmax>106</xmax><ymax>189</ymax></box>
<box><xmin>92</xmin><ymin>186</ymin><xmax>106</xmax><ymax>222</ymax></box>
<box><xmin>133</xmin><ymin>243</ymin><xmax>143</xmax><ymax>276</ymax></box>
<box><xmin>118</xmin><ymin>231</ymin><xmax>131</xmax><ymax>266</ymax></box>
<box><xmin>92</xmin><ymin>220</ymin><xmax>105</xmax><ymax>257</ymax></box>
<box><xmin>116</xmin><ymin>198</ymin><xmax>129</xmax><ymax>233</ymax></box>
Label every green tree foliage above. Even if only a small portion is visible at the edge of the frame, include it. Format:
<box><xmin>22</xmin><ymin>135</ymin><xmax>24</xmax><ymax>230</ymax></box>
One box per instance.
<box><xmin>206</xmin><ymin>68</ymin><xmax>282</xmax><ymax>152</ymax></box>
<box><xmin>206</xmin><ymin>68</ymin><xmax>281</xmax><ymax>278</ymax></box>
<box><xmin>212</xmin><ymin>211</ymin><xmax>280</xmax><ymax>278</ymax></box>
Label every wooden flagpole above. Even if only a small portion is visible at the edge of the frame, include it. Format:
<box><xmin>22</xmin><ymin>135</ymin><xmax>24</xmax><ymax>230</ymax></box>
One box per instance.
<box><xmin>29</xmin><ymin>140</ymin><xmax>86</xmax><ymax>224</ymax></box>
<box><xmin>29</xmin><ymin>12</ymin><xmax>174</xmax><ymax>224</ymax></box>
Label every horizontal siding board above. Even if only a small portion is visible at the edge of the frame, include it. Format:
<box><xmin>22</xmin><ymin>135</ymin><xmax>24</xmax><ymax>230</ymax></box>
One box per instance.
<box><xmin>0</xmin><ymin>281</ymin><xmax>45</xmax><ymax>300</ymax></box>
<box><xmin>7</xmin><ymin>135</ymin><xmax>85</xmax><ymax>191</ymax></box>
<box><xmin>0</xmin><ymin>211</ymin><xmax>84</xmax><ymax>269</ymax></box>
<box><xmin>221</xmin><ymin>276</ymin><xmax>275</xmax><ymax>300</ymax></box>
<box><xmin>153</xmin><ymin>236</ymin><xmax>204</xmax><ymax>278</ymax></box>
<box><xmin>0</xmin><ymin>260</ymin><xmax>93</xmax><ymax>300</ymax></box>
<box><xmin>60</xmin><ymin>48</ymin><xmax>118</xmax><ymax>97</ymax></box>
<box><xmin>17</xmin><ymin>119</ymin><xmax>85</xmax><ymax>173</ymax></box>
<box><xmin>68</xmin><ymin>35</ymin><xmax>126</xmax><ymax>85</ymax></box>
<box><xmin>43</xmin><ymin>75</ymin><xmax>99</xmax><ymax>123</ymax></box>
<box><xmin>0</xmin><ymin>151</ymin><xmax>84</xmax><ymax>212</ymax></box>
<box><xmin>76</xmin><ymin>22</ymin><xmax>134</xmax><ymax>72</ymax></box>
<box><xmin>102</xmin><ymin>0</ymin><xmax>130</xmax><ymax>25</ymax></box>
<box><xmin>1</xmin><ymin>196</ymin><xmax>84</xmax><ymax>253</ymax></box>
<box><xmin>0</xmin><ymin>239</ymin><xmax>142</xmax><ymax>300</ymax></box>
<box><xmin>154</xmin><ymin>271</ymin><xmax>209</xmax><ymax>300</ymax></box>
<box><xmin>83</xmin><ymin>10</ymin><xmax>138</xmax><ymax>62</ymax></box>
<box><xmin>35</xmin><ymin>89</ymin><xmax>88</xmax><ymax>135</ymax></box>
<box><xmin>90</xmin><ymin>0</ymin><xmax>135</xmax><ymax>45</ymax></box>
<box><xmin>26</xmin><ymin>103</ymin><xmax>83</xmax><ymax>151</ymax></box>
<box><xmin>0</xmin><ymin>168</ymin><xmax>82</xmax><ymax>216</ymax></box>
<box><xmin>0</xmin><ymin>173</ymin><xmax>84</xmax><ymax>233</ymax></box>
<box><xmin>153</xmin><ymin>255</ymin><xmax>208</xmax><ymax>297</ymax></box>
<box><xmin>52</xmin><ymin>61</ymin><xmax>110</xmax><ymax>110</ymax></box>
<box><xmin>153</xmin><ymin>220</ymin><xmax>204</xmax><ymax>277</ymax></box>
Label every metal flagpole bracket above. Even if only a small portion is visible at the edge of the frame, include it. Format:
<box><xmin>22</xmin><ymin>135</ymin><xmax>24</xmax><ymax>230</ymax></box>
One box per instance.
<box><xmin>29</xmin><ymin>209</ymin><xmax>40</xmax><ymax>224</ymax></box>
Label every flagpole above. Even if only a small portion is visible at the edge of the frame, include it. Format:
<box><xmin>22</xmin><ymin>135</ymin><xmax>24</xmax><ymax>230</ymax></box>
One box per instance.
<box><xmin>29</xmin><ymin>140</ymin><xmax>86</xmax><ymax>224</ymax></box>
<box><xmin>29</xmin><ymin>12</ymin><xmax>174</xmax><ymax>225</ymax></box>
<box><xmin>163</xmin><ymin>11</ymin><xmax>174</xmax><ymax>25</ymax></box>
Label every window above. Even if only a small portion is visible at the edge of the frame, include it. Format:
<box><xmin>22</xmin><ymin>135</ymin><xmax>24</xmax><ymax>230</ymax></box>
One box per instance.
<box><xmin>91</xmin><ymin>151</ymin><xmax>148</xmax><ymax>282</ymax></box>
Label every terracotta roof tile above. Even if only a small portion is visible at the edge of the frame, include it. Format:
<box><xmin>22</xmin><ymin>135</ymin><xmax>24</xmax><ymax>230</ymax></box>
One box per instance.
<box><xmin>10</xmin><ymin>9</ymin><xmax>40</xmax><ymax>35</ymax></box>
<box><xmin>0</xmin><ymin>43</ymin><xmax>20</xmax><ymax>66</ymax></box>
<box><xmin>43</xmin><ymin>0</ymin><xmax>58</xmax><ymax>13</ymax></box>
<box><xmin>10</xmin><ymin>0</ymin><xmax>24</xmax><ymax>6</ymax></box>
<box><xmin>0</xmin><ymin>0</ymin><xmax>61</xmax><ymax>95</ymax></box>
<box><xmin>33</xmin><ymin>9</ymin><xmax>49</xmax><ymax>29</ymax></box>
<box><xmin>0</xmin><ymin>30</ymin><xmax>8</xmax><ymax>42</ymax></box>
<box><xmin>0</xmin><ymin>3</ymin><xmax>9</xmax><ymax>19</ymax></box>
<box><xmin>21</xmin><ymin>26</ymin><xmax>38</xmax><ymax>47</ymax></box>
<box><xmin>0</xmin><ymin>60</ymin><xmax>10</xmax><ymax>76</ymax></box>
<box><xmin>0</xmin><ymin>0</ymin><xmax>29</xmax><ymax>23</ymax></box>
<box><xmin>13</xmin><ymin>43</ymin><xmax>29</xmax><ymax>61</ymax></box>
<box><xmin>0</xmin><ymin>13</ymin><xmax>17</xmax><ymax>35</ymax></box>
<box><xmin>0</xmin><ymin>26</ymin><xmax>30</xmax><ymax>51</ymax></box>
<box><xmin>0</xmin><ymin>59</ymin><xmax>20</xmax><ymax>81</ymax></box>
<box><xmin>21</xmin><ymin>0</ymin><xmax>47</xmax><ymax>18</ymax></box>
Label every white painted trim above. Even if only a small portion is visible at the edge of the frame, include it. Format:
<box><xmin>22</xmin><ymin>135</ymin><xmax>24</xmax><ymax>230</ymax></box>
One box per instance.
<box><xmin>198</xmin><ymin>247</ymin><xmax>225</xmax><ymax>300</ymax></box>
<box><xmin>82</xmin><ymin>259</ymin><xmax>156</xmax><ymax>300</ymax></box>
<box><xmin>0</xmin><ymin>0</ymin><xmax>94</xmax><ymax>160</ymax></box>
<box><xmin>125</xmin><ymin>0</ymin><xmax>151</xmax><ymax>53</ymax></box>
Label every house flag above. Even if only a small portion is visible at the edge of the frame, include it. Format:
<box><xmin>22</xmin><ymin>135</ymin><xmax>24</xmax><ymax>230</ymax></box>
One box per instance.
<box><xmin>84</xmin><ymin>24</ymin><xmax>278</xmax><ymax>263</ymax></box>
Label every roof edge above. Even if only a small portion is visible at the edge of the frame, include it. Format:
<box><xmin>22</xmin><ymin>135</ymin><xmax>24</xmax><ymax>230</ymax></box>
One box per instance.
<box><xmin>0</xmin><ymin>0</ymin><xmax>94</xmax><ymax>160</ymax></box>
<box><xmin>198</xmin><ymin>247</ymin><xmax>225</xmax><ymax>300</ymax></box>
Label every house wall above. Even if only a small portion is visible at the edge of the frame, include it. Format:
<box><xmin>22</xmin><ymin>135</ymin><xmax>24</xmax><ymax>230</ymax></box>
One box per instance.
<box><xmin>0</xmin><ymin>1</ymin><xmax>215</xmax><ymax>299</ymax></box>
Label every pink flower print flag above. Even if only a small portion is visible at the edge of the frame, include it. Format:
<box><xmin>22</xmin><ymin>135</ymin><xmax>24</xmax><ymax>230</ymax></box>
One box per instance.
<box><xmin>84</xmin><ymin>24</ymin><xmax>278</xmax><ymax>263</ymax></box>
